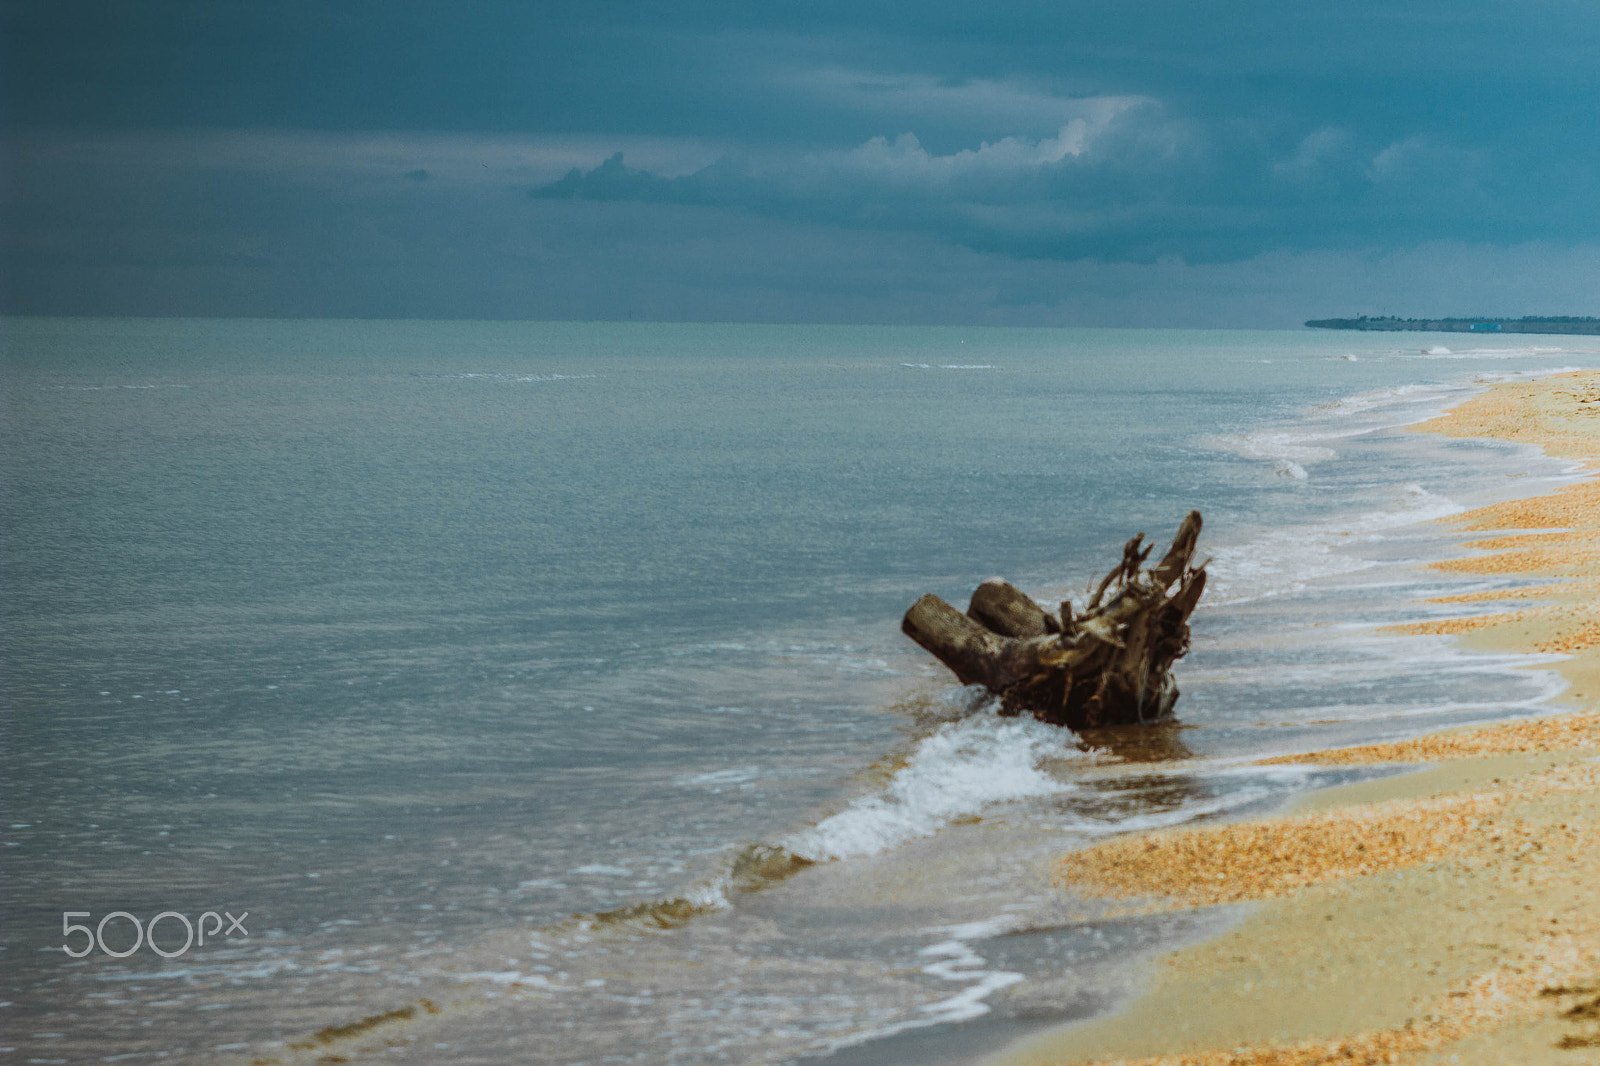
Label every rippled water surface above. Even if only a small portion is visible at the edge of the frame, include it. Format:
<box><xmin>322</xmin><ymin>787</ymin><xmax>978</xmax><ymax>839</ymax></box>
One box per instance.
<box><xmin>4</xmin><ymin>320</ymin><xmax>1599</xmax><ymax>1064</ymax></box>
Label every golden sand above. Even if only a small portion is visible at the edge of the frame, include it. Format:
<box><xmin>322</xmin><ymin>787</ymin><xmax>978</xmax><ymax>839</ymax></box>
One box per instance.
<box><xmin>1024</xmin><ymin>952</ymin><xmax>1600</xmax><ymax>1066</ymax></box>
<box><xmin>1454</xmin><ymin>478</ymin><xmax>1600</xmax><ymax>532</ymax></box>
<box><xmin>999</xmin><ymin>753</ymin><xmax>1600</xmax><ymax>1066</ymax></box>
<box><xmin>1427</xmin><ymin>580</ymin><xmax>1594</xmax><ymax>605</ymax></box>
<box><xmin>1258</xmin><ymin>711</ymin><xmax>1600</xmax><ymax>766</ymax></box>
<box><xmin>1055</xmin><ymin>793</ymin><xmax>1500</xmax><ymax>908</ymax></box>
<box><xmin>1389</xmin><ymin>610</ymin><xmax>1535</xmax><ymax>636</ymax></box>
<box><xmin>988</xmin><ymin>370</ymin><xmax>1600</xmax><ymax>1066</ymax></box>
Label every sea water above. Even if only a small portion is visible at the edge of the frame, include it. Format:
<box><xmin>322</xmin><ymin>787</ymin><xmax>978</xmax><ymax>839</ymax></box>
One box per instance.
<box><xmin>3</xmin><ymin>319</ymin><xmax>1599</xmax><ymax>1064</ymax></box>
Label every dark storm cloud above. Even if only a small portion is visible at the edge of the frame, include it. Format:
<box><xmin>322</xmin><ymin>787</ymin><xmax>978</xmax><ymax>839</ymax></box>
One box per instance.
<box><xmin>529</xmin><ymin>92</ymin><xmax>1587</xmax><ymax>262</ymax></box>
<box><xmin>6</xmin><ymin>1</ymin><xmax>1597</xmax><ymax>135</ymax></box>
<box><xmin>2</xmin><ymin>0</ymin><xmax>1597</xmax><ymax>320</ymax></box>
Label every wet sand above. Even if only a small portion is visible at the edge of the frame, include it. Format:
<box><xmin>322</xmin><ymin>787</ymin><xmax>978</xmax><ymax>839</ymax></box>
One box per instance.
<box><xmin>983</xmin><ymin>370</ymin><xmax>1600</xmax><ymax>1066</ymax></box>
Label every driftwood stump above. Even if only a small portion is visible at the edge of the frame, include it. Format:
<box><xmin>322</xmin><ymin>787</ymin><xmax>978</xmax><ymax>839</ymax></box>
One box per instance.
<box><xmin>902</xmin><ymin>511</ymin><xmax>1206</xmax><ymax>730</ymax></box>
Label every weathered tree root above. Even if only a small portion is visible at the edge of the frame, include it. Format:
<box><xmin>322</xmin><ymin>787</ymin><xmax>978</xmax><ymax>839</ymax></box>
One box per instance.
<box><xmin>901</xmin><ymin>511</ymin><xmax>1206</xmax><ymax>730</ymax></box>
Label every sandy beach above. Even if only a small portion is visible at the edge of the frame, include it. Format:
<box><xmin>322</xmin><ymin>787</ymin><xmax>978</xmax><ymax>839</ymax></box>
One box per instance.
<box><xmin>985</xmin><ymin>370</ymin><xmax>1600</xmax><ymax>1066</ymax></box>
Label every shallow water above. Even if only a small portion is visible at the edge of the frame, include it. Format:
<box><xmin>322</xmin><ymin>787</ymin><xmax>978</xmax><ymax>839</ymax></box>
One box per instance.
<box><xmin>3</xmin><ymin>319</ymin><xmax>1599</xmax><ymax>1064</ymax></box>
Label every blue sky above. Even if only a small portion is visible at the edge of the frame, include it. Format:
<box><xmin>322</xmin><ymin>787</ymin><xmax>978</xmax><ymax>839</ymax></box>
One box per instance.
<box><xmin>3</xmin><ymin>1</ymin><xmax>1597</xmax><ymax>325</ymax></box>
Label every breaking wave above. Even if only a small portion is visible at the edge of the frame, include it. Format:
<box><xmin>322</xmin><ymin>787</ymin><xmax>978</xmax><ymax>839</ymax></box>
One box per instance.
<box><xmin>1205</xmin><ymin>482</ymin><xmax>1464</xmax><ymax>604</ymax></box>
<box><xmin>782</xmin><ymin>715</ymin><xmax>1082</xmax><ymax>861</ymax></box>
<box><xmin>409</xmin><ymin>371</ymin><xmax>597</xmax><ymax>382</ymax></box>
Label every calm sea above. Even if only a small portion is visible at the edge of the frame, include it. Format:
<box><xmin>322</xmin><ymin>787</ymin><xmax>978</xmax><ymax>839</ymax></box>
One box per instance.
<box><xmin>3</xmin><ymin>319</ymin><xmax>1598</xmax><ymax>1064</ymax></box>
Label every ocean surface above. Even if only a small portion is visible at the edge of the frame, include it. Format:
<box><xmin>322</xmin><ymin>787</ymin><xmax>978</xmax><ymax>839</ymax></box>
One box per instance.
<box><xmin>4</xmin><ymin>319</ymin><xmax>1600</xmax><ymax>1065</ymax></box>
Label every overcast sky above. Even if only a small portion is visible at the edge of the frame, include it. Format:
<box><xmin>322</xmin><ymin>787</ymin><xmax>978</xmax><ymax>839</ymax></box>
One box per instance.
<box><xmin>3</xmin><ymin>1</ymin><xmax>1597</xmax><ymax>325</ymax></box>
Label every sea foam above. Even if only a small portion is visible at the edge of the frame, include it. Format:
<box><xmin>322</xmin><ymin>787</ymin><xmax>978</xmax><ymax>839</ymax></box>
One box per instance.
<box><xmin>782</xmin><ymin>716</ymin><xmax>1081</xmax><ymax>862</ymax></box>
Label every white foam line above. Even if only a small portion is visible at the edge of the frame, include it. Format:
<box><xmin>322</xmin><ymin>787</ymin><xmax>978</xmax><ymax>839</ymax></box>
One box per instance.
<box><xmin>36</xmin><ymin>383</ymin><xmax>192</xmax><ymax>391</ymax></box>
<box><xmin>782</xmin><ymin>717</ymin><xmax>1082</xmax><ymax>862</ymax></box>
<box><xmin>812</xmin><ymin>917</ymin><xmax>1028</xmax><ymax>1053</ymax></box>
<box><xmin>1202</xmin><ymin>365</ymin><xmax>1598</xmax><ymax>495</ymax></box>
<box><xmin>1409</xmin><ymin>346</ymin><xmax>1600</xmax><ymax>359</ymax></box>
<box><xmin>1205</xmin><ymin>484</ymin><xmax>1468</xmax><ymax>606</ymax></box>
<box><xmin>452</xmin><ymin>970</ymin><xmax>552</xmax><ymax>987</ymax></box>
<box><xmin>569</xmin><ymin>863</ymin><xmax>629</xmax><ymax>876</ymax></box>
<box><xmin>682</xmin><ymin>878</ymin><xmax>735</xmax><ymax>912</ymax></box>
<box><xmin>916</xmin><ymin>937</ymin><xmax>1025</xmax><ymax>1024</ymax></box>
<box><xmin>411</xmin><ymin>372</ymin><xmax>597</xmax><ymax>382</ymax></box>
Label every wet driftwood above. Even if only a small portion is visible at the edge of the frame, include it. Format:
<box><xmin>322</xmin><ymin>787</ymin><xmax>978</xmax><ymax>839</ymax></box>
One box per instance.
<box><xmin>901</xmin><ymin>511</ymin><xmax>1206</xmax><ymax>729</ymax></box>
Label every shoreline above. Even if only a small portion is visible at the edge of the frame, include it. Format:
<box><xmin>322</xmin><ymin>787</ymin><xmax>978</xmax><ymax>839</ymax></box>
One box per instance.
<box><xmin>981</xmin><ymin>370</ymin><xmax>1600</xmax><ymax>1066</ymax></box>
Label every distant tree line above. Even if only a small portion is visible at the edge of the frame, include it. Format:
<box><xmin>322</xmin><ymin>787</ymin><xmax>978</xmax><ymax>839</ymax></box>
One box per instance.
<box><xmin>1306</xmin><ymin>316</ymin><xmax>1600</xmax><ymax>335</ymax></box>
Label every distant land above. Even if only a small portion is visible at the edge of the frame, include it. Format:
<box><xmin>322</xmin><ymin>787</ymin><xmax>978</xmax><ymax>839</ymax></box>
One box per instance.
<box><xmin>1307</xmin><ymin>316</ymin><xmax>1600</xmax><ymax>335</ymax></box>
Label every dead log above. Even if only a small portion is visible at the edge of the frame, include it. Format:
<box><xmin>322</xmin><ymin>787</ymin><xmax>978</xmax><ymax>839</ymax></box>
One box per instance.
<box><xmin>901</xmin><ymin>511</ymin><xmax>1206</xmax><ymax>730</ymax></box>
<box><xmin>967</xmin><ymin>578</ymin><xmax>1058</xmax><ymax>637</ymax></box>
